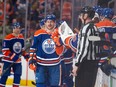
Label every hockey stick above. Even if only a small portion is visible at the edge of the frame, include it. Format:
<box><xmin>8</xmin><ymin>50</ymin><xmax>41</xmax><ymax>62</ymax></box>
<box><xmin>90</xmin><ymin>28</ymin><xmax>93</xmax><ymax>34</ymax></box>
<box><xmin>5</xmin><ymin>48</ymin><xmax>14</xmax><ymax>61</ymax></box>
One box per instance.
<box><xmin>0</xmin><ymin>55</ymin><xmax>22</xmax><ymax>76</ymax></box>
<box><xmin>1</xmin><ymin>47</ymin><xmax>29</xmax><ymax>76</ymax></box>
<box><xmin>1</xmin><ymin>63</ymin><xmax>14</xmax><ymax>76</ymax></box>
<box><xmin>30</xmin><ymin>50</ymin><xmax>37</xmax><ymax>86</ymax></box>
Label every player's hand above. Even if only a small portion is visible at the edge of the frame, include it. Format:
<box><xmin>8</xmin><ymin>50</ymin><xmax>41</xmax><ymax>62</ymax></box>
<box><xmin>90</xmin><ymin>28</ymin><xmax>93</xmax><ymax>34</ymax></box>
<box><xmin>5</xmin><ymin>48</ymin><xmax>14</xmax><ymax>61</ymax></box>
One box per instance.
<box><xmin>71</xmin><ymin>66</ymin><xmax>78</xmax><ymax>76</ymax></box>
<box><xmin>10</xmin><ymin>53</ymin><xmax>20</xmax><ymax>62</ymax></box>
<box><xmin>51</xmin><ymin>29</ymin><xmax>59</xmax><ymax>39</ymax></box>
<box><xmin>53</xmin><ymin>36</ymin><xmax>63</xmax><ymax>46</ymax></box>
<box><xmin>29</xmin><ymin>58</ymin><xmax>37</xmax><ymax>70</ymax></box>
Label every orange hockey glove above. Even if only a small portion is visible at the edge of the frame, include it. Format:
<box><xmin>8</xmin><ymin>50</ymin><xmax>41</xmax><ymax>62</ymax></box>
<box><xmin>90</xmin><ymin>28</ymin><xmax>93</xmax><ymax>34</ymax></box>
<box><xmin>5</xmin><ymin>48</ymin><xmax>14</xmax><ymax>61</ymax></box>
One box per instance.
<box><xmin>29</xmin><ymin>58</ymin><xmax>37</xmax><ymax>71</ymax></box>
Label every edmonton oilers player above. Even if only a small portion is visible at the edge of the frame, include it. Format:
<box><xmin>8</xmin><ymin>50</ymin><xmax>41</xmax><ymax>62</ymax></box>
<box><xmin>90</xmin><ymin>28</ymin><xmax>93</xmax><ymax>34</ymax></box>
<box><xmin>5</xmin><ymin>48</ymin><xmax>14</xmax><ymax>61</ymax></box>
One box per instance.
<box><xmin>29</xmin><ymin>14</ymin><xmax>64</xmax><ymax>87</ymax></box>
<box><xmin>0</xmin><ymin>22</ymin><xmax>29</xmax><ymax>87</ymax></box>
<box><xmin>52</xmin><ymin>20</ymin><xmax>78</xmax><ymax>87</ymax></box>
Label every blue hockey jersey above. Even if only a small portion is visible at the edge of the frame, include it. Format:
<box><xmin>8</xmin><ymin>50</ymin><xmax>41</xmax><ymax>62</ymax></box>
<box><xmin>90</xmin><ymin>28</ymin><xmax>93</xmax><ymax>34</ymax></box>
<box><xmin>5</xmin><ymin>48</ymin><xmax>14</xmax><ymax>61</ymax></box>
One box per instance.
<box><xmin>30</xmin><ymin>28</ymin><xmax>65</xmax><ymax>66</ymax></box>
<box><xmin>2</xmin><ymin>33</ymin><xmax>25</xmax><ymax>63</ymax></box>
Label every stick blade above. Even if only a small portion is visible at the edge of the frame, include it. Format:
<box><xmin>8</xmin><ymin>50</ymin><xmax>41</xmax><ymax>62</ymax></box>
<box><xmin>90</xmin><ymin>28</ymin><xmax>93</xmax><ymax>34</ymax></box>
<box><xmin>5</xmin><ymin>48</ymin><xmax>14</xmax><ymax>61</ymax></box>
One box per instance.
<box><xmin>31</xmin><ymin>81</ymin><xmax>36</xmax><ymax>86</ymax></box>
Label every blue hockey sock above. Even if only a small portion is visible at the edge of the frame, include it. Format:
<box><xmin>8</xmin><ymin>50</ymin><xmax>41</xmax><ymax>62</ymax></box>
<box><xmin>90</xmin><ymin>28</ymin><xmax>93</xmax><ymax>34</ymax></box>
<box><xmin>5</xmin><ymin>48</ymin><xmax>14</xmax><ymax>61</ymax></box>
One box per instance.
<box><xmin>0</xmin><ymin>76</ymin><xmax>8</xmax><ymax>85</ymax></box>
<box><xmin>13</xmin><ymin>75</ymin><xmax>21</xmax><ymax>84</ymax></box>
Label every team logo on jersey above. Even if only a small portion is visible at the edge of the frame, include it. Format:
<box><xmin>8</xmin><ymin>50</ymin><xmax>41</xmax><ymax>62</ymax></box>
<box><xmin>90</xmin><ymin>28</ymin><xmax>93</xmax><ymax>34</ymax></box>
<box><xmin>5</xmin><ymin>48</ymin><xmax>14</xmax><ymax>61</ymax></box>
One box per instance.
<box><xmin>42</xmin><ymin>39</ymin><xmax>55</xmax><ymax>54</ymax></box>
<box><xmin>13</xmin><ymin>42</ymin><xmax>22</xmax><ymax>53</ymax></box>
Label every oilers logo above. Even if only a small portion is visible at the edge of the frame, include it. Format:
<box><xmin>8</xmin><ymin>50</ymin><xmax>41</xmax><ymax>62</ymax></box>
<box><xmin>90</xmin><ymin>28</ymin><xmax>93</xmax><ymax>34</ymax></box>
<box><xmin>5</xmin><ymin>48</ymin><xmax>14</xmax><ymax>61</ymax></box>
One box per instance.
<box><xmin>42</xmin><ymin>39</ymin><xmax>55</xmax><ymax>54</ymax></box>
<box><xmin>13</xmin><ymin>42</ymin><xmax>22</xmax><ymax>53</ymax></box>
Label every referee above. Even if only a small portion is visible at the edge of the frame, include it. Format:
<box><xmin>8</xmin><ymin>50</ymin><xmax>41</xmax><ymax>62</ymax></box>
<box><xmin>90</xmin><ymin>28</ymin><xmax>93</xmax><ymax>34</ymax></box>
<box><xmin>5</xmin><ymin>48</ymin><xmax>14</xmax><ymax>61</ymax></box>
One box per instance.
<box><xmin>72</xmin><ymin>6</ymin><xmax>99</xmax><ymax>87</ymax></box>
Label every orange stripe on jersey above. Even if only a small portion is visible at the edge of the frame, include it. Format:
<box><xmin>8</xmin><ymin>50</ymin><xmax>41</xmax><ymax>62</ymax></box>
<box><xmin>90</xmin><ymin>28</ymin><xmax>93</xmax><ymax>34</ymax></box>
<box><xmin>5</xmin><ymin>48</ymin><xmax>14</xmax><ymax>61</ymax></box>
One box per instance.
<box><xmin>34</xmin><ymin>29</ymin><xmax>47</xmax><ymax>36</ymax></box>
<box><xmin>65</xmin><ymin>36</ymin><xmax>72</xmax><ymax>47</ymax></box>
<box><xmin>18</xmin><ymin>34</ymin><xmax>24</xmax><ymax>38</ymax></box>
<box><xmin>96</xmin><ymin>19</ymin><xmax>116</xmax><ymax>28</ymax></box>
<box><xmin>36</xmin><ymin>57</ymin><xmax>61</xmax><ymax>64</ymax></box>
<box><xmin>4</xmin><ymin>33</ymin><xmax>24</xmax><ymax>40</ymax></box>
<box><xmin>2</xmin><ymin>49</ymin><xmax>11</xmax><ymax>56</ymax></box>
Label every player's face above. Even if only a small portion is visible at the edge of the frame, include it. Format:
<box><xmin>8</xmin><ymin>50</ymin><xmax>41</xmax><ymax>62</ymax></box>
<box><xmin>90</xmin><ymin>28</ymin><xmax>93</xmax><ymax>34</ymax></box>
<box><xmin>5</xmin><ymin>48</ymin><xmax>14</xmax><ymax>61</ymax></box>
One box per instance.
<box><xmin>13</xmin><ymin>27</ymin><xmax>21</xmax><ymax>34</ymax></box>
<box><xmin>45</xmin><ymin>20</ymin><xmax>56</xmax><ymax>30</ymax></box>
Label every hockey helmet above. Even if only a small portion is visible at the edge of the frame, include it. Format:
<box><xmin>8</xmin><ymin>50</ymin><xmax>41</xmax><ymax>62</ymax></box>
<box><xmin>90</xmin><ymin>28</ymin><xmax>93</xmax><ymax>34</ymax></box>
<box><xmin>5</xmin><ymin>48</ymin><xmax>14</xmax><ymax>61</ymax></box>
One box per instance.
<box><xmin>101</xmin><ymin>8</ymin><xmax>114</xmax><ymax>19</ymax></box>
<box><xmin>45</xmin><ymin>14</ymin><xmax>56</xmax><ymax>21</ymax></box>
<box><xmin>80</xmin><ymin>6</ymin><xmax>95</xmax><ymax>19</ymax></box>
<box><xmin>12</xmin><ymin>22</ymin><xmax>21</xmax><ymax>29</ymax></box>
<box><xmin>93</xmin><ymin>6</ymin><xmax>103</xmax><ymax>15</ymax></box>
<box><xmin>39</xmin><ymin>18</ymin><xmax>45</xmax><ymax>27</ymax></box>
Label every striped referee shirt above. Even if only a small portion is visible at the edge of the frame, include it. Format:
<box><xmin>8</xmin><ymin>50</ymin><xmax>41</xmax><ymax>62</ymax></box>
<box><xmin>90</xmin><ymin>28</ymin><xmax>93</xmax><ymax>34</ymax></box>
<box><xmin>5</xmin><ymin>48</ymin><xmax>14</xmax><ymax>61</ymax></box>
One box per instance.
<box><xmin>75</xmin><ymin>22</ymin><xmax>99</xmax><ymax>66</ymax></box>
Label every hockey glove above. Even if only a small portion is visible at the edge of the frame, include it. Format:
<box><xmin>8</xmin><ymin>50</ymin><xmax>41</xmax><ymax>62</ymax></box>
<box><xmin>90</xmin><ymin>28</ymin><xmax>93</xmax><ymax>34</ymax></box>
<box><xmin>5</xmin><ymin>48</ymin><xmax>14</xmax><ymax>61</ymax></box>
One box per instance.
<box><xmin>29</xmin><ymin>58</ymin><xmax>37</xmax><ymax>70</ymax></box>
<box><xmin>53</xmin><ymin>37</ymin><xmax>63</xmax><ymax>46</ymax></box>
<box><xmin>100</xmin><ymin>63</ymin><xmax>114</xmax><ymax>76</ymax></box>
<box><xmin>24</xmin><ymin>53</ymin><xmax>29</xmax><ymax>61</ymax></box>
<box><xmin>51</xmin><ymin>29</ymin><xmax>59</xmax><ymax>39</ymax></box>
<box><xmin>10</xmin><ymin>53</ymin><xmax>20</xmax><ymax>62</ymax></box>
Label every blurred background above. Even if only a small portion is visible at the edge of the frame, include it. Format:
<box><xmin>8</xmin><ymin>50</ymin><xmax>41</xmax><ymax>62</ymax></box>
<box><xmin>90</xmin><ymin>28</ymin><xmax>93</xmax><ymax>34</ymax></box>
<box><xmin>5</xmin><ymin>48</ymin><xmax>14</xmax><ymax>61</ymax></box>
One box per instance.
<box><xmin>0</xmin><ymin>0</ymin><xmax>116</xmax><ymax>86</ymax></box>
<box><xmin>0</xmin><ymin>0</ymin><xmax>115</xmax><ymax>52</ymax></box>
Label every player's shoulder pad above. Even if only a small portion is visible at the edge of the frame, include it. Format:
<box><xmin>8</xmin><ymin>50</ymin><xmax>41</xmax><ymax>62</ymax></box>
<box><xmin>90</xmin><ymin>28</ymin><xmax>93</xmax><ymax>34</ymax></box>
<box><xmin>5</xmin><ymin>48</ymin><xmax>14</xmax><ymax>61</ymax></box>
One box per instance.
<box><xmin>19</xmin><ymin>34</ymin><xmax>24</xmax><ymax>39</ymax></box>
<box><xmin>34</xmin><ymin>29</ymin><xmax>47</xmax><ymax>36</ymax></box>
<box><xmin>4</xmin><ymin>33</ymin><xmax>13</xmax><ymax>40</ymax></box>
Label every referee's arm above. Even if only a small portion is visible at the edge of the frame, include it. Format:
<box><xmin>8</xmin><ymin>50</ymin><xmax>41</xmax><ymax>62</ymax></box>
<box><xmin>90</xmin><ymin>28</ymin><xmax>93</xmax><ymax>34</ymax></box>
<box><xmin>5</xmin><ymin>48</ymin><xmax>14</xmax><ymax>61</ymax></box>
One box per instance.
<box><xmin>75</xmin><ymin>28</ymin><xmax>91</xmax><ymax>66</ymax></box>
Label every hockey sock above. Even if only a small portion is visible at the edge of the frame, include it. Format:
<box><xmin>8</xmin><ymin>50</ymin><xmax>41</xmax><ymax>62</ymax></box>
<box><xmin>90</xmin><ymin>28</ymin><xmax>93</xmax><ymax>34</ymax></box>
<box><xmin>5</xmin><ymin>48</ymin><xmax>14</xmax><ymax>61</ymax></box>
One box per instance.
<box><xmin>13</xmin><ymin>75</ymin><xmax>21</xmax><ymax>84</ymax></box>
<box><xmin>36</xmin><ymin>83</ymin><xmax>46</xmax><ymax>87</ymax></box>
<box><xmin>0</xmin><ymin>85</ymin><xmax>5</xmax><ymax>87</ymax></box>
<box><xmin>0</xmin><ymin>76</ymin><xmax>8</xmax><ymax>85</ymax></box>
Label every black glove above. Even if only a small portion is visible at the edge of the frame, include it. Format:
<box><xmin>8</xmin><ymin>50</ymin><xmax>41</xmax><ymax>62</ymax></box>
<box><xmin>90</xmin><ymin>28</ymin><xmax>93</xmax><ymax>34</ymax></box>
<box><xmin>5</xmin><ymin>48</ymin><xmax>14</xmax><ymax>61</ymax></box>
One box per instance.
<box><xmin>29</xmin><ymin>58</ymin><xmax>37</xmax><ymax>70</ymax></box>
<box><xmin>100</xmin><ymin>62</ymin><xmax>114</xmax><ymax>76</ymax></box>
<box><xmin>24</xmin><ymin>53</ymin><xmax>29</xmax><ymax>61</ymax></box>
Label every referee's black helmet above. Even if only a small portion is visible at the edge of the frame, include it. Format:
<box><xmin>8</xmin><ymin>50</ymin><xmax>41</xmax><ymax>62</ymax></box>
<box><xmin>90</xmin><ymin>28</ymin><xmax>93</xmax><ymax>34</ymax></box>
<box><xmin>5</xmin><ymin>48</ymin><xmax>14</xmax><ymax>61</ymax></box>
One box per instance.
<box><xmin>80</xmin><ymin>6</ymin><xmax>95</xmax><ymax>19</ymax></box>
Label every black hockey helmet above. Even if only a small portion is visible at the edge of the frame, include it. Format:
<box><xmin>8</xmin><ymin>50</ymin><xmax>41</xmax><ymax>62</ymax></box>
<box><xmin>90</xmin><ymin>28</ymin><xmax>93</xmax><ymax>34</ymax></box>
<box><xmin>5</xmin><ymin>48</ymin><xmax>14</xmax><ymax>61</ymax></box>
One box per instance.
<box><xmin>80</xmin><ymin>6</ymin><xmax>95</xmax><ymax>19</ymax></box>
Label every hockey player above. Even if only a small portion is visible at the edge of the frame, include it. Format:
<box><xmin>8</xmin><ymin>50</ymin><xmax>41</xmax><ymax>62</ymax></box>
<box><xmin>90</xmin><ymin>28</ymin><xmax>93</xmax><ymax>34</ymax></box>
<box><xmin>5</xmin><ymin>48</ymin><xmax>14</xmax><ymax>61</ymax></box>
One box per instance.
<box><xmin>29</xmin><ymin>14</ymin><xmax>64</xmax><ymax>87</ymax></box>
<box><xmin>0</xmin><ymin>22</ymin><xmax>29</xmax><ymax>87</ymax></box>
<box><xmin>95</xmin><ymin>8</ymin><xmax>116</xmax><ymax>75</ymax></box>
<box><xmin>52</xmin><ymin>20</ymin><xmax>79</xmax><ymax>87</ymax></box>
<box><xmin>61</xmin><ymin>46</ymin><xmax>76</xmax><ymax>87</ymax></box>
<box><xmin>52</xmin><ymin>20</ymin><xmax>78</xmax><ymax>53</ymax></box>
<box><xmin>96</xmin><ymin>8</ymin><xmax>116</xmax><ymax>53</ymax></box>
<box><xmin>93</xmin><ymin>6</ymin><xmax>103</xmax><ymax>23</ymax></box>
